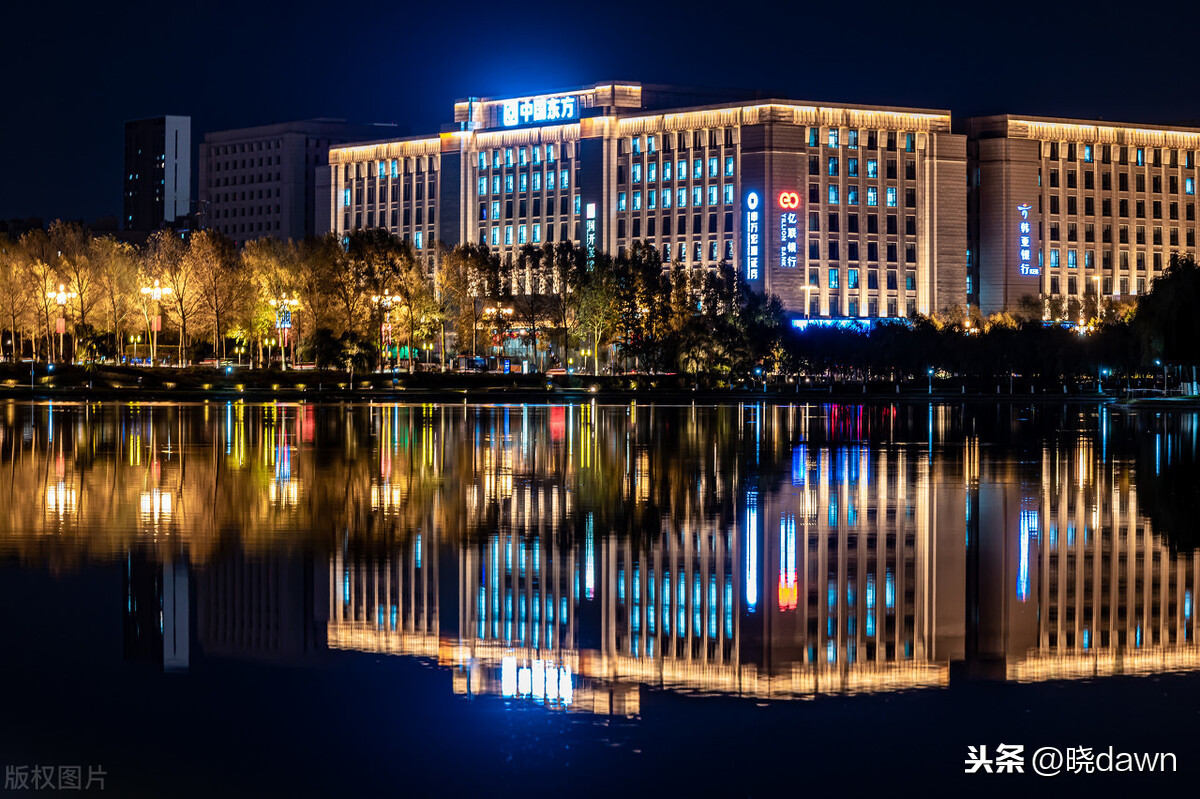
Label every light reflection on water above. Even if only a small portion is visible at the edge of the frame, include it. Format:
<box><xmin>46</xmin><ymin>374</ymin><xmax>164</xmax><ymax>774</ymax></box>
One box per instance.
<box><xmin>2</xmin><ymin>399</ymin><xmax>1199</xmax><ymax>716</ymax></box>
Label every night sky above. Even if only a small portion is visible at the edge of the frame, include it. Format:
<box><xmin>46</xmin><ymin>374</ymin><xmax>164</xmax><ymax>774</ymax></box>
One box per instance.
<box><xmin>2</xmin><ymin>0</ymin><xmax>1195</xmax><ymax>224</ymax></box>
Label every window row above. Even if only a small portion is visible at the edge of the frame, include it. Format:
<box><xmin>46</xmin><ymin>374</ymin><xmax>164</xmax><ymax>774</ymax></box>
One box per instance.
<box><xmin>1043</xmin><ymin>195</ymin><xmax>1199</xmax><ymax>220</ymax></box>
<box><xmin>816</xmin><ymin>156</ymin><xmax>915</xmax><ymax>180</ymax></box>
<box><xmin>811</xmin><ymin>184</ymin><xmax>913</xmax><ymax>207</ymax></box>
<box><xmin>209</xmin><ymin>172</ymin><xmax>281</xmax><ymax>188</ymax></box>
<box><xmin>1044</xmin><ymin>169</ymin><xmax>1196</xmax><ymax>194</ymax></box>
<box><xmin>617</xmin><ymin>156</ymin><xmax>735</xmax><ymax>183</ymax></box>
<box><xmin>476</xmin><ymin>144</ymin><xmax>561</xmax><ymax>170</ymax></box>
<box><xmin>807</xmin><ymin>241</ymin><xmax>918</xmax><ymax>264</ymax></box>
<box><xmin>1044</xmin><ymin>223</ymin><xmax>1196</xmax><ymax>247</ymax></box>
<box><xmin>346</xmin><ymin>182</ymin><xmax>438</xmax><ymax>206</ymax></box>
<box><xmin>210</xmin><ymin>155</ymin><xmax>282</xmax><ymax>171</ymax></box>
<box><xmin>809</xmin><ymin>128</ymin><xmax>916</xmax><ymax>152</ymax></box>
<box><xmin>479</xmin><ymin>196</ymin><xmax>579</xmax><ymax>221</ymax></box>
<box><xmin>1046</xmin><ymin>142</ymin><xmax>1197</xmax><ymax>168</ymax></box>
<box><xmin>1047</xmin><ymin>275</ymin><xmax>1149</xmax><ymax>296</ymax></box>
<box><xmin>809</xmin><ymin>212</ymin><xmax>916</xmax><ymax>235</ymax></box>
<box><xmin>210</xmin><ymin>140</ymin><xmax>283</xmax><ymax>156</ymax></box>
<box><xmin>616</xmin><ymin>213</ymin><xmax>734</xmax><ymax>238</ymax></box>
<box><xmin>617</xmin><ymin>185</ymin><xmax>735</xmax><ymax>210</ymax></box>
<box><xmin>1044</xmin><ymin>249</ymin><xmax>1175</xmax><ymax>272</ymax></box>
<box><xmin>477</xmin><ymin>170</ymin><xmax>573</xmax><ymax>196</ymax></box>
<box><xmin>617</xmin><ymin>130</ymin><xmax>736</xmax><ymax>155</ymax></box>
<box><xmin>343</xmin><ymin>157</ymin><xmax>437</xmax><ymax>180</ymax></box>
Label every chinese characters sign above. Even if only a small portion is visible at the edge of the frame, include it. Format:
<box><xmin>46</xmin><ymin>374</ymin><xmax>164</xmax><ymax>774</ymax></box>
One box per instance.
<box><xmin>585</xmin><ymin>203</ymin><xmax>596</xmax><ymax>268</ymax></box>
<box><xmin>1017</xmin><ymin>203</ymin><xmax>1038</xmax><ymax>276</ymax></box>
<box><xmin>779</xmin><ymin>191</ymin><xmax>799</xmax><ymax>268</ymax></box>
<box><xmin>745</xmin><ymin>192</ymin><xmax>760</xmax><ymax>280</ymax></box>
<box><xmin>502</xmin><ymin>95</ymin><xmax>577</xmax><ymax>127</ymax></box>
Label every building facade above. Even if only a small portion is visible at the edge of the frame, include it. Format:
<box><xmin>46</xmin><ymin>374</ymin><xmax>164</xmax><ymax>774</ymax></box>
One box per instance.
<box><xmin>966</xmin><ymin>115</ymin><xmax>1200</xmax><ymax>316</ymax></box>
<box><xmin>123</xmin><ymin>115</ymin><xmax>191</xmax><ymax>231</ymax></box>
<box><xmin>198</xmin><ymin>119</ymin><xmax>394</xmax><ymax>245</ymax></box>
<box><xmin>328</xmin><ymin>83</ymin><xmax>969</xmax><ymax>320</ymax></box>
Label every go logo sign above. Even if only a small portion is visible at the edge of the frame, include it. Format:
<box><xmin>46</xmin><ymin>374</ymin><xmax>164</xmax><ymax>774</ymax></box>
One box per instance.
<box><xmin>778</xmin><ymin>191</ymin><xmax>800</xmax><ymax>209</ymax></box>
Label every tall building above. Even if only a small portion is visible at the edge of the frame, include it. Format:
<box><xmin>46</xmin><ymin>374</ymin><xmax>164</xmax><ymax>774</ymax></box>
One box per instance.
<box><xmin>327</xmin><ymin>83</ymin><xmax>969</xmax><ymax>321</ymax></box>
<box><xmin>198</xmin><ymin>119</ymin><xmax>394</xmax><ymax>245</ymax></box>
<box><xmin>123</xmin><ymin>116</ymin><xmax>191</xmax><ymax>231</ymax></box>
<box><xmin>965</xmin><ymin>115</ymin><xmax>1200</xmax><ymax>316</ymax></box>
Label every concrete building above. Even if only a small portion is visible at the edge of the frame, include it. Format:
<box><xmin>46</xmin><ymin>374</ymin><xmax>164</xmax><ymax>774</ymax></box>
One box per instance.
<box><xmin>327</xmin><ymin>83</ymin><xmax>969</xmax><ymax>321</ymax></box>
<box><xmin>198</xmin><ymin>119</ymin><xmax>393</xmax><ymax>245</ymax></box>
<box><xmin>965</xmin><ymin>115</ymin><xmax>1200</xmax><ymax>316</ymax></box>
<box><xmin>123</xmin><ymin>116</ymin><xmax>191</xmax><ymax>231</ymax></box>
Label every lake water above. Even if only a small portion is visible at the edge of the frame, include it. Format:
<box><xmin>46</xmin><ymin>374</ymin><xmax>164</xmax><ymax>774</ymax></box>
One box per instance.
<box><xmin>1</xmin><ymin>400</ymin><xmax>1197</xmax><ymax>796</ymax></box>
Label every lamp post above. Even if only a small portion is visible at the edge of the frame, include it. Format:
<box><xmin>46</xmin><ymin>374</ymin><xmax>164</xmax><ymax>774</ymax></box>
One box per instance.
<box><xmin>268</xmin><ymin>294</ymin><xmax>299</xmax><ymax>371</ymax></box>
<box><xmin>47</xmin><ymin>284</ymin><xmax>76</xmax><ymax>363</ymax></box>
<box><xmin>129</xmin><ymin>334</ymin><xmax>142</xmax><ymax>363</ymax></box>
<box><xmin>371</xmin><ymin>292</ymin><xmax>398</xmax><ymax>372</ymax></box>
<box><xmin>1156</xmin><ymin>359</ymin><xmax>1167</xmax><ymax>395</ymax></box>
<box><xmin>139</xmin><ymin>279</ymin><xmax>173</xmax><ymax>367</ymax></box>
<box><xmin>927</xmin><ymin>367</ymin><xmax>934</xmax><ymax>395</ymax></box>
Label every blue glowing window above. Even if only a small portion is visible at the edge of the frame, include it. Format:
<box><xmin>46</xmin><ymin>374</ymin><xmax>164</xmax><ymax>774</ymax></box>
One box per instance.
<box><xmin>343</xmin><ymin>188</ymin><xmax>351</xmax><ymax>207</ymax></box>
<box><xmin>708</xmin><ymin>157</ymin><xmax>718</xmax><ymax>177</ymax></box>
<box><xmin>867</xmin><ymin>159</ymin><xmax>878</xmax><ymax>178</ymax></box>
<box><xmin>725</xmin><ymin>156</ymin><xmax>734</xmax><ymax>176</ymax></box>
<box><xmin>828</xmin><ymin>129</ymin><xmax>839</xmax><ymax>148</ymax></box>
<box><xmin>809</xmin><ymin>127</ymin><xmax>819</xmax><ymax>146</ymax></box>
<box><xmin>886</xmin><ymin>187</ymin><xmax>897</xmax><ymax>207</ymax></box>
<box><xmin>867</xmin><ymin>186</ymin><xmax>878</xmax><ymax>206</ymax></box>
<box><xmin>504</xmin><ymin>225</ymin><xmax>513</xmax><ymax>245</ymax></box>
<box><xmin>632</xmin><ymin>163</ymin><xmax>641</xmax><ymax>183</ymax></box>
<box><xmin>633</xmin><ymin>191</ymin><xmax>642</xmax><ymax>211</ymax></box>
<box><xmin>618</xmin><ymin>192</ymin><xmax>627</xmax><ymax>212</ymax></box>
<box><xmin>828</xmin><ymin>185</ymin><xmax>839</xmax><ymax>205</ymax></box>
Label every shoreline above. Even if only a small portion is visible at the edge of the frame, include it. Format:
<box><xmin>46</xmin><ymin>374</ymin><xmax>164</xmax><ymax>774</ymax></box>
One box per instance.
<box><xmin>3</xmin><ymin>363</ymin><xmax>1198</xmax><ymax>407</ymax></box>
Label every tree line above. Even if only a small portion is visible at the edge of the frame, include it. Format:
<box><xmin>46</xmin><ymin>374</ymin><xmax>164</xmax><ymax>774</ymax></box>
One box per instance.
<box><xmin>1</xmin><ymin>221</ymin><xmax>1195</xmax><ymax>385</ymax></box>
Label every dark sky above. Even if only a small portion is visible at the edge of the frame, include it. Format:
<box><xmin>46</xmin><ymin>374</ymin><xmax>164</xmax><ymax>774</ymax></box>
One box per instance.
<box><xmin>2</xmin><ymin>0</ymin><xmax>1195</xmax><ymax>223</ymax></box>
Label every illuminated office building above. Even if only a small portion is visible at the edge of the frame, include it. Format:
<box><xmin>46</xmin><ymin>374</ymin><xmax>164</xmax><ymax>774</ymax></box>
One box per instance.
<box><xmin>965</xmin><ymin>115</ymin><xmax>1200</xmax><ymax>315</ymax></box>
<box><xmin>328</xmin><ymin>83</ymin><xmax>969</xmax><ymax>320</ymax></box>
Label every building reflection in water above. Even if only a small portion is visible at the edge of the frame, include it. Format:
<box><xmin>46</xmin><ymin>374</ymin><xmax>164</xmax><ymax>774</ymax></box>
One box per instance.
<box><xmin>1</xmin><ymin>400</ymin><xmax>1198</xmax><ymax>715</ymax></box>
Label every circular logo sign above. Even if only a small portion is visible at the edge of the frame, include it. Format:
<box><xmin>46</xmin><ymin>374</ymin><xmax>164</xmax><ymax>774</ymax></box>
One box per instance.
<box><xmin>778</xmin><ymin>191</ymin><xmax>800</xmax><ymax>209</ymax></box>
<box><xmin>746</xmin><ymin>192</ymin><xmax>759</xmax><ymax>210</ymax></box>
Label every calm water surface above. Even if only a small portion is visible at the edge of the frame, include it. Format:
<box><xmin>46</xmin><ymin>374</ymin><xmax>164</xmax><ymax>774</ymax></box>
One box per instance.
<box><xmin>1</xmin><ymin>400</ymin><xmax>1198</xmax><ymax>796</ymax></box>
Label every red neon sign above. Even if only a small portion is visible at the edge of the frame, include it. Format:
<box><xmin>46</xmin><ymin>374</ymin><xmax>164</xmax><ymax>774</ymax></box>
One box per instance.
<box><xmin>778</xmin><ymin>191</ymin><xmax>800</xmax><ymax>209</ymax></box>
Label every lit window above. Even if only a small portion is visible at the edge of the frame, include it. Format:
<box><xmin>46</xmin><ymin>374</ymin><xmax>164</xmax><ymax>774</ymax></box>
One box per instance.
<box><xmin>648</xmin><ymin>163</ymin><xmax>657</xmax><ymax>182</ymax></box>
<box><xmin>663</xmin><ymin>190</ymin><xmax>672</xmax><ymax>209</ymax></box>
<box><xmin>478</xmin><ymin>153</ymin><xmax>487</xmax><ymax>170</ymax></box>
<box><xmin>648</xmin><ymin>190</ymin><xmax>657</xmax><ymax>209</ymax></box>
<box><xmin>886</xmin><ymin>187</ymin><xmax>897</xmax><ymax>207</ymax></box>
<box><xmin>707</xmin><ymin>186</ymin><xmax>717</xmax><ymax>205</ymax></box>
<box><xmin>532</xmin><ymin>148</ymin><xmax>541</xmax><ymax>165</ymax></box>
<box><xmin>1049</xmin><ymin>249</ymin><xmax>1059</xmax><ymax>268</ymax></box>
<box><xmin>414</xmin><ymin>231</ymin><xmax>423</xmax><ymax>249</ymax></box>
<box><xmin>546</xmin><ymin>145</ymin><xmax>555</xmax><ymax>163</ymax></box>
<box><xmin>663</xmin><ymin>161</ymin><xmax>672</xmax><ymax>180</ymax></box>
<box><xmin>560</xmin><ymin>169</ymin><xmax>568</xmax><ymax>188</ymax></box>
<box><xmin>678</xmin><ymin>188</ymin><xmax>687</xmax><ymax>207</ymax></box>
<box><xmin>491</xmin><ymin>200</ymin><xmax>500</xmax><ymax>219</ymax></box>
<box><xmin>867</xmin><ymin>187</ymin><xmax>878</xmax><ymax>206</ymax></box>
<box><xmin>867</xmin><ymin>160</ymin><xmax>878</xmax><ymax>178</ymax></box>
<box><xmin>678</xmin><ymin>159</ymin><xmax>687</xmax><ymax>178</ymax></box>
<box><xmin>708</xmin><ymin>157</ymin><xmax>718</xmax><ymax>177</ymax></box>
<box><xmin>828</xmin><ymin>157</ymin><xmax>838</xmax><ymax>176</ymax></box>
<box><xmin>533</xmin><ymin>223</ymin><xmax>541</xmax><ymax>243</ymax></box>
<box><xmin>519</xmin><ymin>148</ymin><xmax>527</xmax><ymax>167</ymax></box>
<box><xmin>828</xmin><ymin>129</ymin><xmax>839</xmax><ymax>148</ymax></box>
<box><xmin>505</xmin><ymin>148</ymin><xmax>513</xmax><ymax>167</ymax></box>
<box><xmin>505</xmin><ymin>225</ymin><xmax>513</xmax><ymax>245</ymax></box>
<box><xmin>490</xmin><ymin>226</ymin><xmax>499</xmax><ymax>246</ymax></box>
<box><xmin>809</xmin><ymin>127</ymin><xmax>819</xmax><ymax>146</ymax></box>
<box><xmin>828</xmin><ymin>185</ymin><xmax>839</xmax><ymax>205</ymax></box>
<box><xmin>848</xmin><ymin>185</ymin><xmax>859</xmax><ymax>205</ymax></box>
<box><xmin>378</xmin><ymin>161</ymin><xmax>385</xmax><ymax>179</ymax></box>
<box><xmin>725</xmin><ymin>156</ymin><xmax>734</xmax><ymax>176</ymax></box>
<box><xmin>828</xmin><ymin>268</ymin><xmax>840</xmax><ymax>288</ymax></box>
<box><xmin>848</xmin><ymin>158</ymin><xmax>858</xmax><ymax>177</ymax></box>
<box><xmin>533</xmin><ymin>172</ymin><xmax>541</xmax><ymax>191</ymax></box>
<box><xmin>518</xmin><ymin>225</ymin><xmax>527</xmax><ymax>244</ymax></box>
<box><xmin>848</xmin><ymin>268</ymin><xmax>859</xmax><ymax>289</ymax></box>
<box><xmin>343</xmin><ymin>188</ymin><xmax>351</xmax><ymax>207</ymax></box>
<box><xmin>547</xmin><ymin>171</ymin><xmax>555</xmax><ymax>190</ymax></box>
<box><xmin>574</xmin><ymin>194</ymin><xmax>581</xmax><ymax>214</ymax></box>
<box><xmin>723</xmin><ymin>184</ymin><xmax>733</xmax><ymax>204</ymax></box>
<box><xmin>647</xmin><ymin>136</ymin><xmax>656</xmax><ymax>154</ymax></box>
<box><xmin>633</xmin><ymin>191</ymin><xmax>642</xmax><ymax>211</ymax></box>
<box><xmin>847</xmin><ymin>130</ymin><xmax>858</xmax><ymax>149</ymax></box>
<box><xmin>390</xmin><ymin>160</ymin><xmax>398</xmax><ymax>178</ymax></box>
<box><xmin>492</xmin><ymin>176</ymin><xmax>500</xmax><ymax>193</ymax></box>
<box><xmin>519</xmin><ymin>174</ymin><xmax>527</xmax><ymax>192</ymax></box>
<box><xmin>693</xmin><ymin>159</ymin><xmax>702</xmax><ymax>179</ymax></box>
<box><xmin>632</xmin><ymin>163</ymin><xmax>642</xmax><ymax>183</ymax></box>
<box><xmin>1187</xmin><ymin>177</ymin><xmax>1196</xmax><ymax>195</ymax></box>
<box><xmin>618</xmin><ymin>192</ymin><xmax>627</xmax><ymax>212</ymax></box>
<box><xmin>690</xmin><ymin>186</ymin><xmax>700</xmax><ymax>206</ymax></box>
<box><xmin>1067</xmin><ymin>249</ymin><xmax>1077</xmax><ymax>268</ymax></box>
<box><xmin>1083</xmin><ymin>145</ymin><xmax>1093</xmax><ymax>163</ymax></box>
<box><xmin>1137</xmin><ymin>148</ymin><xmax>1145</xmax><ymax>166</ymax></box>
<box><xmin>505</xmin><ymin>175</ymin><xmax>514</xmax><ymax>194</ymax></box>
<box><xmin>492</xmin><ymin>150</ymin><xmax>501</xmax><ymax>169</ymax></box>
<box><xmin>905</xmin><ymin>133</ymin><xmax>914</xmax><ymax>152</ymax></box>
<box><xmin>632</xmin><ymin>136</ymin><xmax>641</xmax><ymax>155</ymax></box>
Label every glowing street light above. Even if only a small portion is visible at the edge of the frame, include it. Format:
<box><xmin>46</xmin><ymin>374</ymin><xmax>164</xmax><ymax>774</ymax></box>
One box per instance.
<box><xmin>140</xmin><ymin>279</ymin><xmax>173</xmax><ymax>366</ymax></box>
<box><xmin>371</xmin><ymin>292</ymin><xmax>399</xmax><ymax>372</ymax></box>
<box><xmin>47</xmin><ymin>283</ymin><xmax>77</xmax><ymax>362</ymax></box>
<box><xmin>129</xmin><ymin>334</ymin><xmax>142</xmax><ymax>362</ymax></box>
<box><xmin>268</xmin><ymin>294</ymin><xmax>300</xmax><ymax>370</ymax></box>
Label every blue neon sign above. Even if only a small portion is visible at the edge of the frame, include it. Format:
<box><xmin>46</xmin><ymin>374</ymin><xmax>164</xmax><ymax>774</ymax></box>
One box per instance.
<box><xmin>745</xmin><ymin>192</ymin><xmax>760</xmax><ymax>280</ymax></box>
<box><xmin>1017</xmin><ymin>204</ymin><xmax>1039</xmax><ymax>276</ymax></box>
<box><xmin>502</xmin><ymin>95</ymin><xmax>577</xmax><ymax>127</ymax></box>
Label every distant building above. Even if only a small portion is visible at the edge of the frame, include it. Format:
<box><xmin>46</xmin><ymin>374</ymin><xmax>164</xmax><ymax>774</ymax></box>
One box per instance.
<box><xmin>964</xmin><ymin>115</ymin><xmax>1200</xmax><ymax>315</ymax></box>
<box><xmin>123</xmin><ymin>116</ymin><xmax>191</xmax><ymax>231</ymax></box>
<box><xmin>198</xmin><ymin>119</ymin><xmax>395</xmax><ymax>245</ymax></box>
<box><xmin>327</xmin><ymin>82</ymin><xmax>969</xmax><ymax>321</ymax></box>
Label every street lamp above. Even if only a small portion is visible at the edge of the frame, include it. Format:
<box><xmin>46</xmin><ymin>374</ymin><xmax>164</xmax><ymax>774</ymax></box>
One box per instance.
<box><xmin>139</xmin><ymin>279</ymin><xmax>173</xmax><ymax>367</ymax></box>
<box><xmin>268</xmin><ymin>294</ymin><xmax>300</xmax><ymax>371</ymax></box>
<box><xmin>371</xmin><ymin>292</ymin><xmax>398</xmax><ymax>372</ymax></box>
<box><xmin>927</xmin><ymin>366</ymin><xmax>934</xmax><ymax>395</ymax></box>
<box><xmin>1156</xmin><ymin>359</ymin><xmax>1167</xmax><ymax>395</ymax></box>
<box><xmin>129</xmin><ymin>334</ymin><xmax>142</xmax><ymax>363</ymax></box>
<box><xmin>47</xmin><ymin>283</ymin><xmax>77</xmax><ymax>363</ymax></box>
